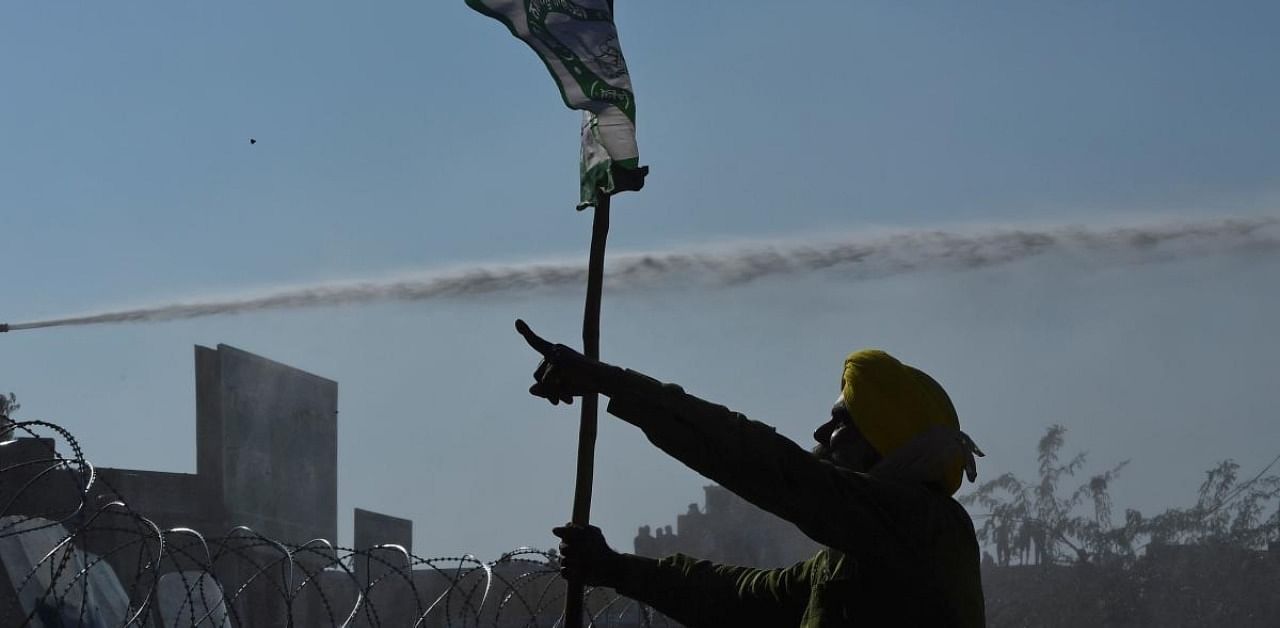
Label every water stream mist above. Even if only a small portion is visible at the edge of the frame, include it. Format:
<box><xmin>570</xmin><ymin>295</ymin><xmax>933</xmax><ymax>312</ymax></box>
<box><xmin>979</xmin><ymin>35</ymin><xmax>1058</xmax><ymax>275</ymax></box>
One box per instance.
<box><xmin>6</xmin><ymin>215</ymin><xmax>1276</xmax><ymax>332</ymax></box>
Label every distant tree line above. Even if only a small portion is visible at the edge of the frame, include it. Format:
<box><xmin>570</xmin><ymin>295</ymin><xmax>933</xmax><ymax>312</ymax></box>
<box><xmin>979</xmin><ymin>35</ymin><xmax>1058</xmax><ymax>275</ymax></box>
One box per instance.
<box><xmin>961</xmin><ymin>425</ymin><xmax>1280</xmax><ymax>567</ymax></box>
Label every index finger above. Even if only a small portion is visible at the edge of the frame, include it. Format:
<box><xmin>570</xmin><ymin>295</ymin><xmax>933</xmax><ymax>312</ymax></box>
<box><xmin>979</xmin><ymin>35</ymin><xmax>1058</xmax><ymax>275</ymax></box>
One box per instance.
<box><xmin>515</xmin><ymin>319</ymin><xmax>556</xmax><ymax>357</ymax></box>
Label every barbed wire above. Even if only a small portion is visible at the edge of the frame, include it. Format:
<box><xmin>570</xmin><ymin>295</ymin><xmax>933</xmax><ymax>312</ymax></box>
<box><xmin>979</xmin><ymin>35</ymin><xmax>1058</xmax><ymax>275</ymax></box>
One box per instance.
<box><xmin>0</xmin><ymin>419</ymin><xmax>681</xmax><ymax>627</ymax></box>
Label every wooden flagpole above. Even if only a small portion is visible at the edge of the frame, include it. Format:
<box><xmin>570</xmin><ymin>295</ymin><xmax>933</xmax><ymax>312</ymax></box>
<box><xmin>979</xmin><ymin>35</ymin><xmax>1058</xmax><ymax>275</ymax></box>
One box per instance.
<box><xmin>566</xmin><ymin>193</ymin><xmax>610</xmax><ymax>628</ymax></box>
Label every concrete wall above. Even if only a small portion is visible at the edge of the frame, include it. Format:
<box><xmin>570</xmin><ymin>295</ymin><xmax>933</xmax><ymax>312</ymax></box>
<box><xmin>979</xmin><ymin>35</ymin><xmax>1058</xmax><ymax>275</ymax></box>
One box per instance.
<box><xmin>0</xmin><ymin>438</ymin><xmax>84</xmax><ymax>520</ymax></box>
<box><xmin>981</xmin><ymin>550</ymin><xmax>1280</xmax><ymax>627</ymax></box>
<box><xmin>354</xmin><ymin>508</ymin><xmax>414</xmax><ymax>586</ymax></box>
<box><xmin>94</xmin><ymin>468</ymin><xmax>219</xmax><ymax>534</ymax></box>
<box><xmin>196</xmin><ymin>344</ymin><xmax>338</xmax><ymax>545</ymax></box>
<box><xmin>354</xmin><ymin>508</ymin><xmax>413</xmax><ymax>554</ymax></box>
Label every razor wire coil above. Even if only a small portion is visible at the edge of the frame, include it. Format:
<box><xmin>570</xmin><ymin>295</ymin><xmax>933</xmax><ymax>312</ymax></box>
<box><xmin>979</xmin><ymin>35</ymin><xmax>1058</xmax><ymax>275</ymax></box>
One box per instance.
<box><xmin>0</xmin><ymin>419</ymin><xmax>678</xmax><ymax>627</ymax></box>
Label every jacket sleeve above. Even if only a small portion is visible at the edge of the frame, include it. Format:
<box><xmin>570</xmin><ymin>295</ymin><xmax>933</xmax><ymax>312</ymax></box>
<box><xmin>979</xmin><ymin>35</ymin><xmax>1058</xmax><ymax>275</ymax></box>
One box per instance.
<box><xmin>609</xmin><ymin>553</ymin><xmax>811</xmax><ymax>628</ymax></box>
<box><xmin>601</xmin><ymin>368</ymin><xmax>934</xmax><ymax>571</ymax></box>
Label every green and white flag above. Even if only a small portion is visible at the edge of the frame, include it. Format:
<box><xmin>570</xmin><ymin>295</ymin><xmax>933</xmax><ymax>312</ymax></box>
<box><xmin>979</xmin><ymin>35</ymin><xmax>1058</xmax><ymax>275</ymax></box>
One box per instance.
<box><xmin>466</xmin><ymin>0</ymin><xmax>646</xmax><ymax>208</ymax></box>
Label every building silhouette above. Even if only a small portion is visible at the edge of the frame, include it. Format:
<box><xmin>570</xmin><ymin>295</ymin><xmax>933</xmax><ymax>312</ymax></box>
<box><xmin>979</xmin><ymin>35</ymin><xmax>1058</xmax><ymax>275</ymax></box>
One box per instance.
<box><xmin>634</xmin><ymin>485</ymin><xmax>820</xmax><ymax>569</ymax></box>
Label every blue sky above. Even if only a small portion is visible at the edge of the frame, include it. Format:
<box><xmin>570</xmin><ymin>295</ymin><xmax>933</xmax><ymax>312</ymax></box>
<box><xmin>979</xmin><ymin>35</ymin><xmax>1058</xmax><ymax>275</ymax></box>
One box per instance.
<box><xmin>3</xmin><ymin>1</ymin><xmax>1279</xmax><ymax>559</ymax></box>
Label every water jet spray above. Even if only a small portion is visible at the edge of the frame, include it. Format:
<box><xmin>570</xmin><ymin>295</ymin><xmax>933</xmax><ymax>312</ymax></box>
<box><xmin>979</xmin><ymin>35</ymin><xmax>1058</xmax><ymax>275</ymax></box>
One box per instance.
<box><xmin>2</xmin><ymin>215</ymin><xmax>1276</xmax><ymax>336</ymax></box>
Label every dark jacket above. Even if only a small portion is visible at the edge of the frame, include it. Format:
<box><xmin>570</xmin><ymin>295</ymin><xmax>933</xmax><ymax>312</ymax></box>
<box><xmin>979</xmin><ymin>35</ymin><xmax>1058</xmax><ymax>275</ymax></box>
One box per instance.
<box><xmin>600</xmin><ymin>369</ymin><xmax>985</xmax><ymax>627</ymax></box>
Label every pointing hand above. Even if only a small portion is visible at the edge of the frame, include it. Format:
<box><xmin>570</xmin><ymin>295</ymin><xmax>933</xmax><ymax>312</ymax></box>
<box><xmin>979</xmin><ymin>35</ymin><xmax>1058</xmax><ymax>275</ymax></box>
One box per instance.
<box><xmin>516</xmin><ymin>319</ymin><xmax>602</xmax><ymax>405</ymax></box>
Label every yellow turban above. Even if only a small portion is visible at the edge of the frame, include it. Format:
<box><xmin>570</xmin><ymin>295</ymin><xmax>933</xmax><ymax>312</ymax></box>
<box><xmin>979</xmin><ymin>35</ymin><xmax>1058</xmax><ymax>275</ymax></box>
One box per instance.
<box><xmin>842</xmin><ymin>349</ymin><xmax>968</xmax><ymax>495</ymax></box>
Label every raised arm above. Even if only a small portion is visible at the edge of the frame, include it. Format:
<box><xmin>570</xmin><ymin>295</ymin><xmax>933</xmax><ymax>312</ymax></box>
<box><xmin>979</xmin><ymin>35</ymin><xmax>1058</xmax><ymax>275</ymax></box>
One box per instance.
<box><xmin>602</xmin><ymin>372</ymin><xmax>929</xmax><ymax>567</ymax></box>
<box><xmin>515</xmin><ymin>320</ymin><xmax>933</xmax><ymax>567</ymax></box>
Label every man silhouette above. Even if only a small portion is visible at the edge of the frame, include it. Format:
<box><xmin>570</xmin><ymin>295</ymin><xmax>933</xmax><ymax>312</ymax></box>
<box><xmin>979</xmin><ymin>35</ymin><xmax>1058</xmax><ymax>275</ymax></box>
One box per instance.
<box><xmin>517</xmin><ymin>319</ymin><xmax>986</xmax><ymax>627</ymax></box>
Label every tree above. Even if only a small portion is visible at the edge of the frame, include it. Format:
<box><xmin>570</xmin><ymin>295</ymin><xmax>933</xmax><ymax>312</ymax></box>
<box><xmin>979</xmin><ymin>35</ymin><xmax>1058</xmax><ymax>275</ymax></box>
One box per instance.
<box><xmin>0</xmin><ymin>392</ymin><xmax>17</xmax><ymax>419</ymax></box>
<box><xmin>960</xmin><ymin>425</ymin><xmax>1128</xmax><ymax>566</ymax></box>
<box><xmin>961</xmin><ymin>425</ymin><xmax>1280</xmax><ymax>565</ymax></box>
<box><xmin>1131</xmin><ymin>455</ymin><xmax>1280</xmax><ymax>551</ymax></box>
<box><xmin>962</xmin><ymin>426</ymin><xmax>1280</xmax><ymax>625</ymax></box>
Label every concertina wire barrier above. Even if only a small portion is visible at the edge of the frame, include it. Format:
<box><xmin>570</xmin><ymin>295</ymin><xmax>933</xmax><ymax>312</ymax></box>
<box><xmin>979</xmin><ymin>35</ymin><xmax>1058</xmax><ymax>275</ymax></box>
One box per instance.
<box><xmin>0</xmin><ymin>419</ymin><xmax>681</xmax><ymax>627</ymax></box>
